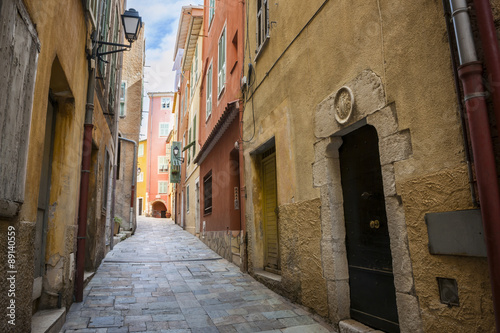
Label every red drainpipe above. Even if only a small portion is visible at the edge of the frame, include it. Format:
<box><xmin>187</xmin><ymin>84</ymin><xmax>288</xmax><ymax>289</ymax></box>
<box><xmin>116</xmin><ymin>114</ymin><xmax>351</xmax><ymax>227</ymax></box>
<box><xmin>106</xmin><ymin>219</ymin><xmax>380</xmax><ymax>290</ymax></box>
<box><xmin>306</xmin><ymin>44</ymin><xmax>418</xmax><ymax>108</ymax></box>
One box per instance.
<box><xmin>75</xmin><ymin>123</ymin><xmax>93</xmax><ymax>302</ymax></box>
<box><xmin>458</xmin><ymin>62</ymin><xmax>500</xmax><ymax>330</ymax></box>
<box><xmin>472</xmin><ymin>0</ymin><xmax>500</xmax><ymax>124</ymax></box>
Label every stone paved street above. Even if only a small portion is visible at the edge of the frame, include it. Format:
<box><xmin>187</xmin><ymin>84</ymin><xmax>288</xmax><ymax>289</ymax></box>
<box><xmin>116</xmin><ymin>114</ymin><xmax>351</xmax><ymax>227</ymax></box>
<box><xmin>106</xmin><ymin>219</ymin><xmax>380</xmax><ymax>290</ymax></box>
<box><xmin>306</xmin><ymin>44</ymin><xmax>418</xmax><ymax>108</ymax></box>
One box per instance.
<box><xmin>60</xmin><ymin>217</ymin><xmax>335</xmax><ymax>332</ymax></box>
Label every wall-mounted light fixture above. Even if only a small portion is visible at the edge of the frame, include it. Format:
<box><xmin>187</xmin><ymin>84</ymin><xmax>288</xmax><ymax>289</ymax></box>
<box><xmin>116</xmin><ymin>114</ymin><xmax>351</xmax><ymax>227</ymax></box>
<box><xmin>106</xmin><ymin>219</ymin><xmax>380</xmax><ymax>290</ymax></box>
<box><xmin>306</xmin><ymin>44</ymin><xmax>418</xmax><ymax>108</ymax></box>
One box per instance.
<box><xmin>172</xmin><ymin>146</ymin><xmax>185</xmax><ymax>163</ymax></box>
<box><xmin>94</xmin><ymin>8</ymin><xmax>142</xmax><ymax>62</ymax></box>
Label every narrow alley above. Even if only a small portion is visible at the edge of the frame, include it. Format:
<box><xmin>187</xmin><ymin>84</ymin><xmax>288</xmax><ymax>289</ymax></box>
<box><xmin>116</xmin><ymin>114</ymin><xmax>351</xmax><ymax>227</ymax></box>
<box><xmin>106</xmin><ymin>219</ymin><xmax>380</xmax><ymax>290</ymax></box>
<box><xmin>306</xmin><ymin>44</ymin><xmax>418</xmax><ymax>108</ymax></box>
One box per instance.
<box><xmin>60</xmin><ymin>217</ymin><xmax>335</xmax><ymax>333</ymax></box>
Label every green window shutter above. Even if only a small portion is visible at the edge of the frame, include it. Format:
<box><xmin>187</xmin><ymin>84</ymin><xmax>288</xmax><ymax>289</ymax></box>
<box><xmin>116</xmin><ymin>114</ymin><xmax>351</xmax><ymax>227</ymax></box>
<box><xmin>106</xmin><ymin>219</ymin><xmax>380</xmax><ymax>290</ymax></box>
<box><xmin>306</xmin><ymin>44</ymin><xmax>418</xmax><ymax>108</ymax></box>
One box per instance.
<box><xmin>193</xmin><ymin>115</ymin><xmax>197</xmax><ymax>157</ymax></box>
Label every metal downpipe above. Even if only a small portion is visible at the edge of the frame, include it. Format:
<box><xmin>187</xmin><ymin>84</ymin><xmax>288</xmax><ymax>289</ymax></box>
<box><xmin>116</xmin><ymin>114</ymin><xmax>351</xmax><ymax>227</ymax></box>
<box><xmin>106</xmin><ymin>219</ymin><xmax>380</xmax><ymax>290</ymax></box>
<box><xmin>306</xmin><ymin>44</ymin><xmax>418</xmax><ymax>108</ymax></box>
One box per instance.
<box><xmin>450</xmin><ymin>0</ymin><xmax>500</xmax><ymax>329</ymax></box>
<box><xmin>472</xmin><ymin>0</ymin><xmax>500</xmax><ymax>125</ymax></box>
<box><xmin>76</xmin><ymin>65</ymin><xmax>95</xmax><ymax>302</ymax></box>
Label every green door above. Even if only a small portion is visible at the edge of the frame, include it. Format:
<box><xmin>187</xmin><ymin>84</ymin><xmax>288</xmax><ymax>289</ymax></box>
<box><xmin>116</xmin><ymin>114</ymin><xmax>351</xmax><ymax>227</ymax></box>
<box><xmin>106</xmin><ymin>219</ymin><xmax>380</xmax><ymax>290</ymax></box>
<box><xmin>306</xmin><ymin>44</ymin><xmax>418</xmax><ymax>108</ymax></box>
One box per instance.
<box><xmin>262</xmin><ymin>149</ymin><xmax>279</xmax><ymax>272</ymax></box>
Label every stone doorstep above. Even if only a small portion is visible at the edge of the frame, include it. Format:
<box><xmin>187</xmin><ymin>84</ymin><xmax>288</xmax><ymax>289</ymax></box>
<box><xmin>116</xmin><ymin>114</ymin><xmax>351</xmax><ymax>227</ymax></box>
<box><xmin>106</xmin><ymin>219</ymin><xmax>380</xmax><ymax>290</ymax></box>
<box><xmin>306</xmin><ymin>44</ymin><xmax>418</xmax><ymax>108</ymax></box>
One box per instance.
<box><xmin>254</xmin><ymin>269</ymin><xmax>282</xmax><ymax>283</ymax></box>
<box><xmin>31</xmin><ymin>308</ymin><xmax>66</xmax><ymax>333</ymax></box>
<box><xmin>339</xmin><ymin>319</ymin><xmax>384</xmax><ymax>333</ymax></box>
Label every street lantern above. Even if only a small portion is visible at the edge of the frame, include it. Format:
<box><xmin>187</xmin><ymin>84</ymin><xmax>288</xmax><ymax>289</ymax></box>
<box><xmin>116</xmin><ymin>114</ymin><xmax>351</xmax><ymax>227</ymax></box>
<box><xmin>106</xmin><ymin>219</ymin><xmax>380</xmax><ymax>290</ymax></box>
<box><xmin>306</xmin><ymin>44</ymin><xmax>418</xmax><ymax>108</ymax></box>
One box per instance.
<box><xmin>95</xmin><ymin>8</ymin><xmax>143</xmax><ymax>60</ymax></box>
<box><xmin>121</xmin><ymin>8</ymin><xmax>142</xmax><ymax>43</ymax></box>
<box><xmin>172</xmin><ymin>145</ymin><xmax>184</xmax><ymax>163</ymax></box>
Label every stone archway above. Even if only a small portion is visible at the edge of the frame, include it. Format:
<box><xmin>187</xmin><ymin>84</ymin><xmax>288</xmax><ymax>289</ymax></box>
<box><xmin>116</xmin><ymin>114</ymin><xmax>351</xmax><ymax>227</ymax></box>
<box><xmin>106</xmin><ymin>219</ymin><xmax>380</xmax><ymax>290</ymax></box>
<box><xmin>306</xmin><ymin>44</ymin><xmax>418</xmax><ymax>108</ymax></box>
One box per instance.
<box><xmin>313</xmin><ymin>70</ymin><xmax>423</xmax><ymax>332</ymax></box>
<box><xmin>151</xmin><ymin>200</ymin><xmax>167</xmax><ymax>218</ymax></box>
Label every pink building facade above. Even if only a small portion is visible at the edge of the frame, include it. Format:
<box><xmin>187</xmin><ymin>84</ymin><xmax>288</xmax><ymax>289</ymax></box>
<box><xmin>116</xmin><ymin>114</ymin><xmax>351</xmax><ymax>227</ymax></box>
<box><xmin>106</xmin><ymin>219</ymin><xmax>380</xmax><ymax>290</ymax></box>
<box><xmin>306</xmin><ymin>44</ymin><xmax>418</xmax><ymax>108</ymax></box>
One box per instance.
<box><xmin>146</xmin><ymin>92</ymin><xmax>175</xmax><ymax>217</ymax></box>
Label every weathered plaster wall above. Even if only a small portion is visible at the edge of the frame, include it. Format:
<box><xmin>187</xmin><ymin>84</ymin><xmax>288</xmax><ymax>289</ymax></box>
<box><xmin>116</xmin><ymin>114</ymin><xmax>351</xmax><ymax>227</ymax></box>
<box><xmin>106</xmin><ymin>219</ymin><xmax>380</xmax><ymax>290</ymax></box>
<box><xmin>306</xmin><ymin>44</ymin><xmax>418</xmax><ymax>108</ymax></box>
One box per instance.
<box><xmin>400</xmin><ymin>167</ymin><xmax>494</xmax><ymax>332</ymax></box>
<box><xmin>116</xmin><ymin>27</ymin><xmax>144</xmax><ymax>231</ymax></box>
<box><xmin>278</xmin><ymin>198</ymin><xmax>328</xmax><ymax>317</ymax></box>
<box><xmin>184</xmin><ymin>34</ymin><xmax>204</xmax><ymax>236</ymax></box>
<box><xmin>243</xmin><ymin>0</ymin><xmax>494</xmax><ymax>331</ymax></box>
<box><xmin>0</xmin><ymin>0</ymin><xmax>88</xmax><ymax>330</ymax></box>
<box><xmin>136</xmin><ymin>139</ymin><xmax>148</xmax><ymax>215</ymax></box>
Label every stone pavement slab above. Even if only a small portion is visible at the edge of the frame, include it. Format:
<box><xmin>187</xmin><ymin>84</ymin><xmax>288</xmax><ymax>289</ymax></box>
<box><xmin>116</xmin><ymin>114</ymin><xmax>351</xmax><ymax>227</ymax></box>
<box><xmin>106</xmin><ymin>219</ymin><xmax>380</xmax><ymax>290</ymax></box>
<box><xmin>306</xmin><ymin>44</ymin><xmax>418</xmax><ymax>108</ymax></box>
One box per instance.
<box><xmin>60</xmin><ymin>217</ymin><xmax>336</xmax><ymax>332</ymax></box>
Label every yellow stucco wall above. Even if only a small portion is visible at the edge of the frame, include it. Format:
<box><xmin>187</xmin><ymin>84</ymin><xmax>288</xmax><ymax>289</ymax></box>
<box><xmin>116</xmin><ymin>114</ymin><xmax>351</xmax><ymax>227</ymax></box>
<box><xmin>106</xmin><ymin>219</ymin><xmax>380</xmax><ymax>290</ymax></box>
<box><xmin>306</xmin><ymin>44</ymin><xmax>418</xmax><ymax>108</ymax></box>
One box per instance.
<box><xmin>243</xmin><ymin>0</ymin><xmax>494</xmax><ymax>330</ymax></box>
<box><xmin>137</xmin><ymin>139</ymin><xmax>148</xmax><ymax>213</ymax></box>
<box><xmin>184</xmin><ymin>34</ymin><xmax>204</xmax><ymax>235</ymax></box>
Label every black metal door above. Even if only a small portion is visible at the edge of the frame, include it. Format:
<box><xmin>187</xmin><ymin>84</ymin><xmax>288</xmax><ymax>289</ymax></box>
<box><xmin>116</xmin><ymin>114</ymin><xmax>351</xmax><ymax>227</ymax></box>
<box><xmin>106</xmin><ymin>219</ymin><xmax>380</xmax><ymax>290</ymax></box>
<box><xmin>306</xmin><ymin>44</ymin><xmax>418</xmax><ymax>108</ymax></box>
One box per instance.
<box><xmin>339</xmin><ymin>125</ymin><xmax>400</xmax><ymax>332</ymax></box>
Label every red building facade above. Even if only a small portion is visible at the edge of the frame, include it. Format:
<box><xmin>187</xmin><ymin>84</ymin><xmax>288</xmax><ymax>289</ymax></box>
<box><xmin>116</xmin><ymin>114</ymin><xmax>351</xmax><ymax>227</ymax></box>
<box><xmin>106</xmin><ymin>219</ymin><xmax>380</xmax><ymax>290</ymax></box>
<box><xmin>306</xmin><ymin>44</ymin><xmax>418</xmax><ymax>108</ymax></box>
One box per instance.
<box><xmin>193</xmin><ymin>0</ymin><xmax>246</xmax><ymax>266</ymax></box>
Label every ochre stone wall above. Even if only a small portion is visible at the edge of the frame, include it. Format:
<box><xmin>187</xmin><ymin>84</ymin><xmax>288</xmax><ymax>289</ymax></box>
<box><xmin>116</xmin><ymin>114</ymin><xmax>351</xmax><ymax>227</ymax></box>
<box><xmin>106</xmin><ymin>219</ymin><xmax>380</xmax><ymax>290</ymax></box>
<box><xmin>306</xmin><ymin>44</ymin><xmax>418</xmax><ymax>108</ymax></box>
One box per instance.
<box><xmin>400</xmin><ymin>166</ymin><xmax>494</xmax><ymax>332</ymax></box>
<box><xmin>278</xmin><ymin>198</ymin><xmax>328</xmax><ymax>318</ymax></box>
<box><xmin>243</xmin><ymin>0</ymin><xmax>495</xmax><ymax>331</ymax></box>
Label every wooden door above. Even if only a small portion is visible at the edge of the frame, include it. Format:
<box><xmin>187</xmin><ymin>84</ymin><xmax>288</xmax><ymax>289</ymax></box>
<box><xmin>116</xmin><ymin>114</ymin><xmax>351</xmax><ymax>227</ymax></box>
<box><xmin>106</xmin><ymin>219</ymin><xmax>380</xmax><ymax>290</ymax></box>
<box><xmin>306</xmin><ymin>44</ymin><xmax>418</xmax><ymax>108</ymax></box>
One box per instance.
<box><xmin>138</xmin><ymin>198</ymin><xmax>143</xmax><ymax>216</ymax></box>
<box><xmin>262</xmin><ymin>148</ymin><xmax>279</xmax><ymax>271</ymax></box>
<box><xmin>339</xmin><ymin>125</ymin><xmax>400</xmax><ymax>332</ymax></box>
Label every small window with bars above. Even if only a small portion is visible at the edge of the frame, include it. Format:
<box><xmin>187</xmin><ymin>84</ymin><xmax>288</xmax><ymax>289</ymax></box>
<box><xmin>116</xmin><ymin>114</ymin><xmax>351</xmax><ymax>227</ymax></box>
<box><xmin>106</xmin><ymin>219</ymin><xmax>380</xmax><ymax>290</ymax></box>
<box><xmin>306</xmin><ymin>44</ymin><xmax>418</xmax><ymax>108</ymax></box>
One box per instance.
<box><xmin>204</xmin><ymin>171</ymin><xmax>212</xmax><ymax>215</ymax></box>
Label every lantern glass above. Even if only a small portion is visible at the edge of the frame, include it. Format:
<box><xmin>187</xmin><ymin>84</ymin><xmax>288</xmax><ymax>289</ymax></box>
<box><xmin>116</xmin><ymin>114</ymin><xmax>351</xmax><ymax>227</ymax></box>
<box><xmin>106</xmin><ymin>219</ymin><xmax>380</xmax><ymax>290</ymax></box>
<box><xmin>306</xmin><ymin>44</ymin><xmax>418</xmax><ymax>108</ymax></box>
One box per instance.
<box><xmin>121</xmin><ymin>8</ymin><xmax>142</xmax><ymax>42</ymax></box>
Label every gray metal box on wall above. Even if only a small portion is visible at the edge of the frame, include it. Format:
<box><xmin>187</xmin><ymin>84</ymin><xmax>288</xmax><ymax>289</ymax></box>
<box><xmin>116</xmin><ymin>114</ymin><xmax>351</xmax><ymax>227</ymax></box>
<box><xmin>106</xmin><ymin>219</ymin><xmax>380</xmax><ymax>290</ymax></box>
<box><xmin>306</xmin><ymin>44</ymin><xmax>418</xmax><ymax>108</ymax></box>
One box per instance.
<box><xmin>425</xmin><ymin>209</ymin><xmax>487</xmax><ymax>257</ymax></box>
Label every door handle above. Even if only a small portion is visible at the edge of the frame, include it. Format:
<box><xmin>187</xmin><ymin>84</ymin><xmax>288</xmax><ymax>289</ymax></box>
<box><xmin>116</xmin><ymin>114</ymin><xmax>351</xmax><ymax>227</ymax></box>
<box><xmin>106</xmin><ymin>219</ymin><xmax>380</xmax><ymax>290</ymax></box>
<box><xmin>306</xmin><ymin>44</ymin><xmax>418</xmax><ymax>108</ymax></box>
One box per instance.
<box><xmin>369</xmin><ymin>220</ymin><xmax>380</xmax><ymax>229</ymax></box>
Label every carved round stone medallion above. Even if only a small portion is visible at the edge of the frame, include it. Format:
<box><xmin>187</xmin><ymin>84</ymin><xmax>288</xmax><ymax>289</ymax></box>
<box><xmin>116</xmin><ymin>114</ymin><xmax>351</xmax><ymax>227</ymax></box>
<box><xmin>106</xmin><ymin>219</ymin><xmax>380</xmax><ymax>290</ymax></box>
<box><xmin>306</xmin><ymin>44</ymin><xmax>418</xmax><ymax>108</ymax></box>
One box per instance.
<box><xmin>334</xmin><ymin>86</ymin><xmax>354</xmax><ymax>124</ymax></box>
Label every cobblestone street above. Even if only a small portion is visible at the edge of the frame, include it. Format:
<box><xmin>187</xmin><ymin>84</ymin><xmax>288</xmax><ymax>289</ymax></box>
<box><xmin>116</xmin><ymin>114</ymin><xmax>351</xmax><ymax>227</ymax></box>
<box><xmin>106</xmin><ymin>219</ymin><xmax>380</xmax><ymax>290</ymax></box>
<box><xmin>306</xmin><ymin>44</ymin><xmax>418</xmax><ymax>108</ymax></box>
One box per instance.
<box><xmin>60</xmin><ymin>217</ymin><xmax>335</xmax><ymax>333</ymax></box>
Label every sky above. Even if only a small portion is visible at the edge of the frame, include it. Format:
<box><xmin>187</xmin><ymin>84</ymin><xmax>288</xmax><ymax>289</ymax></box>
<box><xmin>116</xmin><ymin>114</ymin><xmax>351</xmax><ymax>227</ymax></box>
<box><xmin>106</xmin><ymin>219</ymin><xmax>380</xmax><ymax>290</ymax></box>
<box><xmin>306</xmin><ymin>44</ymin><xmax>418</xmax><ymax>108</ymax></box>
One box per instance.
<box><xmin>127</xmin><ymin>0</ymin><xmax>197</xmax><ymax>138</ymax></box>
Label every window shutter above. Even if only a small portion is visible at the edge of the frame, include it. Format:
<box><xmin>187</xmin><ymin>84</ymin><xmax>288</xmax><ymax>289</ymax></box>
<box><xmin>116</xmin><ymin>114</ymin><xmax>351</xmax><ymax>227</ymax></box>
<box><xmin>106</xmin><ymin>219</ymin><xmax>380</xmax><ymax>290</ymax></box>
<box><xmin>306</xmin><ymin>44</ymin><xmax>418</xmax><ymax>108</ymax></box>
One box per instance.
<box><xmin>0</xmin><ymin>0</ymin><xmax>40</xmax><ymax>215</ymax></box>
<box><xmin>193</xmin><ymin>116</ymin><xmax>197</xmax><ymax>157</ymax></box>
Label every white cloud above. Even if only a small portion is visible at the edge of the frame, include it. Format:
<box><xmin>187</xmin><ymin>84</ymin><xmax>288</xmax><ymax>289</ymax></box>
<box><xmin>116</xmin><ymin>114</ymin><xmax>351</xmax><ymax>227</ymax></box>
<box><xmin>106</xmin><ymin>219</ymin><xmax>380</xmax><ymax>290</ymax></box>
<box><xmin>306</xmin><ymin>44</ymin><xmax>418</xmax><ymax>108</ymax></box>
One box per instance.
<box><xmin>128</xmin><ymin>0</ymin><xmax>196</xmax><ymax>93</ymax></box>
<box><xmin>127</xmin><ymin>0</ymin><xmax>198</xmax><ymax>138</ymax></box>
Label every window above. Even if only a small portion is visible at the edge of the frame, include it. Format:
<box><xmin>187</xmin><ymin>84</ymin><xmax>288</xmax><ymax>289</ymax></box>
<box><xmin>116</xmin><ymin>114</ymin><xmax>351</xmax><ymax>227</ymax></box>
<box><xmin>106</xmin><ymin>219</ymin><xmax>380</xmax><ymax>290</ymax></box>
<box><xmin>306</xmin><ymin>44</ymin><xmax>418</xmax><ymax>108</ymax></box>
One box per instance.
<box><xmin>203</xmin><ymin>171</ymin><xmax>212</xmax><ymax>214</ymax></box>
<box><xmin>186</xmin><ymin>185</ymin><xmax>190</xmax><ymax>212</ymax></box>
<box><xmin>159</xmin><ymin>123</ymin><xmax>170</xmax><ymax>137</ymax></box>
<box><xmin>190</xmin><ymin>65</ymin><xmax>195</xmax><ymax>97</ymax></box>
<box><xmin>195</xmin><ymin>43</ymin><xmax>199</xmax><ymax>82</ymax></box>
<box><xmin>138</xmin><ymin>143</ymin><xmax>144</xmax><ymax>157</ymax></box>
<box><xmin>209</xmin><ymin>0</ymin><xmax>215</xmax><ymax>26</ymax></box>
<box><xmin>183</xmin><ymin>133</ymin><xmax>186</xmax><ymax>161</ymax></box>
<box><xmin>0</xmin><ymin>0</ymin><xmax>39</xmax><ymax>213</ymax></box>
<box><xmin>192</xmin><ymin>115</ymin><xmax>197</xmax><ymax>158</ymax></box>
<box><xmin>161</xmin><ymin>97</ymin><xmax>171</xmax><ymax>109</ymax></box>
<box><xmin>188</xmin><ymin>128</ymin><xmax>192</xmax><ymax>165</ymax></box>
<box><xmin>206</xmin><ymin>63</ymin><xmax>213</xmax><ymax>120</ymax></box>
<box><xmin>159</xmin><ymin>181</ymin><xmax>168</xmax><ymax>194</ymax></box>
<box><xmin>119</xmin><ymin>81</ymin><xmax>126</xmax><ymax>117</ymax></box>
<box><xmin>137</xmin><ymin>172</ymin><xmax>144</xmax><ymax>182</ymax></box>
<box><xmin>87</xmin><ymin>0</ymin><xmax>101</xmax><ymax>28</ymax></box>
<box><xmin>218</xmin><ymin>27</ymin><xmax>226</xmax><ymax>96</ymax></box>
<box><xmin>257</xmin><ymin>0</ymin><xmax>270</xmax><ymax>51</ymax></box>
<box><xmin>184</xmin><ymin>85</ymin><xmax>188</xmax><ymax>118</ymax></box>
<box><xmin>158</xmin><ymin>156</ymin><xmax>168</xmax><ymax>173</ymax></box>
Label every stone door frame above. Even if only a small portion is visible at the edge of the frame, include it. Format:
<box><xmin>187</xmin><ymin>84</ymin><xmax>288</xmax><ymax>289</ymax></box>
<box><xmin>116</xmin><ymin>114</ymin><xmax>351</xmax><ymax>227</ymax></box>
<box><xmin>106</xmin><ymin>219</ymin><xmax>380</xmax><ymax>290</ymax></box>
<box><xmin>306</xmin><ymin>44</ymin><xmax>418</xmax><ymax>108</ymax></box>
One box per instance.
<box><xmin>313</xmin><ymin>70</ymin><xmax>423</xmax><ymax>332</ymax></box>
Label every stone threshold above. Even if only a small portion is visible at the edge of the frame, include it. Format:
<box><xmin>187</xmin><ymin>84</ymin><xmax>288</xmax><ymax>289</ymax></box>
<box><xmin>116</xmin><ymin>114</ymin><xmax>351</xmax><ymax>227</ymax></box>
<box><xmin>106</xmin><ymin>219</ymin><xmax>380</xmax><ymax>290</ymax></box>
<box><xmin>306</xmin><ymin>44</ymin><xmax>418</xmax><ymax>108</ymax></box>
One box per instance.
<box><xmin>339</xmin><ymin>319</ymin><xmax>384</xmax><ymax>333</ymax></box>
<box><xmin>254</xmin><ymin>269</ymin><xmax>282</xmax><ymax>282</ymax></box>
<box><xmin>31</xmin><ymin>308</ymin><xmax>65</xmax><ymax>333</ymax></box>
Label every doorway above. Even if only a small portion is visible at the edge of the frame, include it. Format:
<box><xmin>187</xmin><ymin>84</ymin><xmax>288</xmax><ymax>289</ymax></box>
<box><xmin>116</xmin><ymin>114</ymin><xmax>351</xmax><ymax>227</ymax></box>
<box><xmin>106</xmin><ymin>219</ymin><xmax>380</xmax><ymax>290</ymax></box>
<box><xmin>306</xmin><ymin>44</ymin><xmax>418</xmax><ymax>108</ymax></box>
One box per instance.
<box><xmin>33</xmin><ymin>97</ymin><xmax>56</xmax><ymax>310</ymax></box>
<box><xmin>195</xmin><ymin>178</ymin><xmax>200</xmax><ymax>234</ymax></box>
<box><xmin>339</xmin><ymin>125</ymin><xmax>399</xmax><ymax>332</ymax></box>
<box><xmin>138</xmin><ymin>198</ymin><xmax>143</xmax><ymax>216</ymax></box>
<box><xmin>261</xmin><ymin>146</ymin><xmax>279</xmax><ymax>273</ymax></box>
